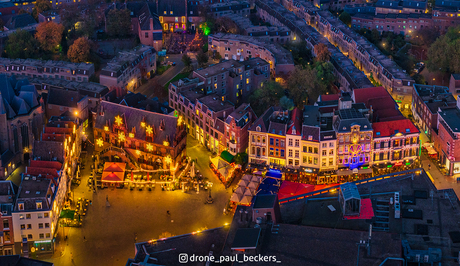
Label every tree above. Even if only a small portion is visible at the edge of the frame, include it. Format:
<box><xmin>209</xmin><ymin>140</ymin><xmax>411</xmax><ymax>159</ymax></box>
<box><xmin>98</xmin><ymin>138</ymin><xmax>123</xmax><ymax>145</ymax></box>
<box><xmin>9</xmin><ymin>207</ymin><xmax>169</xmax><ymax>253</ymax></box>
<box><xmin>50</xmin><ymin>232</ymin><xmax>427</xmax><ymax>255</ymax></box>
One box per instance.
<box><xmin>315</xmin><ymin>62</ymin><xmax>336</xmax><ymax>87</ymax></box>
<box><xmin>280</xmin><ymin>96</ymin><xmax>294</xmax><ymax>111</ymax></box>
<box><xmin>314</xmin><ymin>43</ymin><xmax>331</xmax><ymax>62</ymax></box>
<box><xmin>286</xmin><ymin>66</ymin><xmax>326</xmax><ymax>107</ymax></box>
<box><xmin>32</xmin><ymin>0</ymin><xmax>51</xmax><ymax>20</ymax></box>
<box><xmin>35</xmin><ymin>22</ymin><xmax>64</xmax><ymax>52</ymax></box>
<box><xmin>67</xmin><ymin>37</ymin><xmax>92</xmax><ymax>63</ymax></box>
<box><xmin>196</xmin><ymin>51</ymin><xmax>209</xmax><ymax>68</ymax></box>
<box><xmin>18</xmin><ymin>9</ymin><xmax>28</xmax><ymax>15</ymax></box>
<box><xmin>414</xmin><ymin>27</ymin><xmax>440</xmax><ymax>47</ymax></box>
<box><xmin>215</xmin><ymin>17</ymin><xmax>239</xmax><ymax>34</ymax></box>
<box><xmin>106</xmin><ymin>9</ymin><xmax>132</xmax><ymax>38</ymax></box>
<box><xmin>426</xmin><ymin>26</ymin><xmax>460</xmax><ymax>73</ymax></box>
<box><xmin>5</xmin><ymin>30</ymin><xmax>38</xmax><ymax>59</ymax></box>
<box><xmin>76</xmin><ymin>17</ymin><xmax>96</xmax><ymax>38</ymax></box>
<box><xmin>181</xmin><ymin>54</ymin><xmax>192</xmax><ymax>67</ymax></box>
<box><xmin>339</xmin><ymin>11</ymin><xmax>351</xmax><ymax>27</ymax></box>
<box><xmin>249</xmin><ymin>80</ymin><xmax>285</xmax><ymax>116</ymax></box>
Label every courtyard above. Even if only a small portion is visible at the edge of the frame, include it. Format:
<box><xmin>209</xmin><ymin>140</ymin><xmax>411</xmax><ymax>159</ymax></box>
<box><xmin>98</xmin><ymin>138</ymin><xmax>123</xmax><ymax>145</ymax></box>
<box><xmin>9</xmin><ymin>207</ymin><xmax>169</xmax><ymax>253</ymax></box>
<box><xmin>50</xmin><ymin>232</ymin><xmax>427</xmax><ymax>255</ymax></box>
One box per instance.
<box><xmin>43</xmin><ymin>136</ymin><xmax>233</xmax><ymax>266</ymax></box>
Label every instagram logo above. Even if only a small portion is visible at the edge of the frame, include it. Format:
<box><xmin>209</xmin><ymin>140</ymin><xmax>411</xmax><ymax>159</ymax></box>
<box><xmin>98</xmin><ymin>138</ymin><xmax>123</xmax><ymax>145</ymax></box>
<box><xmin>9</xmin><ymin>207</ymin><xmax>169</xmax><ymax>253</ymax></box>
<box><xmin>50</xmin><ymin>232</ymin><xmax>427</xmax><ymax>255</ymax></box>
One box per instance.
<box><xmin>179</xmin><ymin>253</ymin><xmax>188</xmax><ymax>263</ymax></box>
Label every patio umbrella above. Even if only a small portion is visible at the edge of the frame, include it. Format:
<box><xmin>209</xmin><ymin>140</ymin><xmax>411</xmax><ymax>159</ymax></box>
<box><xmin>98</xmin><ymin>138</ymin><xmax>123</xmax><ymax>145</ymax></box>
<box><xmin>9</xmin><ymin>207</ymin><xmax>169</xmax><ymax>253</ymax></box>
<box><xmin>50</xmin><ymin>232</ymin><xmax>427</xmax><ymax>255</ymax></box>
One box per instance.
<box><xmin>251</xmin><ymin>175</ymin><xmax>261</xmax><ymax>183</ymax></box>
<box><xmin>243</xmin><ymin>188</ymin><xmax>253</xmax><ymax>196</ymax></box>
<box><xmin>234</xmin><ymin>186</ymin><xmax>245</xmax><ymax>195</ymax></box>
<box><xmin>147</xmin><ymin>172</ymin><xmax>149</xmax><ymax>182</ymax></box>
<box><xmin>230</xmin><ymin>193</ymin><xmax>242</xmax><ymax>202</ymax></box>
<box><xmin>248</xmin><ymin>181</ymin><xmax>259</xmax><ymax>190</ymax></box>
<box><xmin>238</xmin><ymin>179</ymin><xmax>249</xmax><ymax>187</ymax></box>
<box><xmin>131</xmin><ymin>171</ymin><xmax>133</xmax><ymax>182</ymax></box>
<box><xmin>190</xmin><ymin>162</ymin><xmax>196</xmax><ymax>178</ymax></box>
<box><xmin>242</xmin><ymin>174</ymin><xmax>252</xmax><ymax>182</ymax></box>
<box><xmin>240</xmin><ymin>195</ymin><xmax>252</xmax><ymax>205</ymax></box>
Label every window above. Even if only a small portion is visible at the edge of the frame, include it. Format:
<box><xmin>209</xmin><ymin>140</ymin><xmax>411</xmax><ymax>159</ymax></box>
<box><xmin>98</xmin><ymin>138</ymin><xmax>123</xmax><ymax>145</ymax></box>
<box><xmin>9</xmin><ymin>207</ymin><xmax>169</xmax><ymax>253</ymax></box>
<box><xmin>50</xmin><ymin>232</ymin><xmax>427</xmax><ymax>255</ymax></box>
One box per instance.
<box><xmin>270</xmin><ymin>138</ymin><xmax>274</xmax><ymax>145</ymax></box>
<box><xmin>329</xmin><ymin>149</ymin><xmax>334</xmax><ymax>155</ymax></box>
<box><xmin>39</xmin><ymin>223</ymin><xmax>43</xmax><ymax>229</ymax></box>
<box><xmin>3</xmin><ymin>219</ymin><xmax>9</xmax><ymax>229</ymax></box>
<box><xmin>21</xmin><ymin>224</ymin><xmax>25</xmax><ymax>229</ymax></box>
<box><xmin>322</xmin><ymin>143</ymin><xmax>327</xmax><ymax>148</ymax></box>
<box><xmin>295</xmin><ymin>150</ymin><xmax>299</xmax><ymax>158</ymax></box>
<box><xmin>281</xmin><ymin>149</ymin><xmax>285</xmax><ymax>157</ymax></box>
<box><xmin>26</xmin><ymin>214</ymin><xmax>31</xmax><ymax>219</ymax></box>
<box><xmin>275</xmin><ymin>149</ymin><xmax>279</xmax><ymax>156</ymax></box>
<box><xmin>27</xmin><ymin>224</ymin><xmax>31</xmax><ymax>229</ymax></box>
<box><xmin>289</xmin><ymin>150</ymin><xmax>293</xmax><ymax>157</ymax></box>
<box><xmin>329</xmin><ymin>142</ymin><xmax>334</xmax><ymax>147</ymax></box>
<box><xmin>322</xmin><ymin>150</ymin><xmax>327</xmax><ymax>156</ymax></box>
<box><xmin>44</xmin><ymin>213</ymin><xmax>49</xmax><ymax>218</ymax></box>
<box><xmin>288</xmin><ymin>139</ymin><xmax>293</xmax><ymax>146</ymax></box>
<box><xmin>28</xmin><ymin>234</ymin><xmax>32</xmax><ymax>239</ymax></box>
<box><xmin>269</xmin><ymin>148</ymin><xmax>274</xmax><ymax>156</ymax></box>
<box><xmin>303</xmin><ymin>146</ymin><xmax>307</xmax><ymax>152</ymax></box>
<box><xmin>314</xmin><ymin>147</ymin><xmax>318</xmax><ymax>154</ymax></box>
<box><xmin>39</xmin><ymin>233</ymin><xmax>44</xmax><ymax>239</ymax></box>
<box><xmin>19</xmin><ymin>215</ymin><xmax>24</xmax><ymax>220</ymax></box>
<box><xmin>18</xmin><ymin>203</ymin><xmax>24</xmax><ymax>211</ymax></box>
<box><xmin>45</xmin><ymin>223</ymin><xmax>50</xmax><ymax>228</ymax></box>
<box><xmin>281</xmin><ymin>140</ymin><xmax>285</xmax><ymax>147</ymax></box>
<box><xmin>275</xmin><ymin>139</ymin><xmax>279</xmax><ymax>146</ymax></box>
<box><xmin>36</xmin><ymin>201</ymin><xmax>42</xmax><ymax>210</ymax></box>
<box><xmin>314</xmin><ymin>158</ymin><xmax>318</xmax><ymax>165</ymax></box>
<box><xmin>4</xmin><ymin>231</ymin><xmax>10</xmax><ymax>242</ymax></box>
<box><xmin>295</xmin><ymin>140</ymin><xmax>299</xmax><ymax>147</ymax></box>
<box><xmin>46</xmin><ymin>233</ymin><xmax>51</xmax><ymax>238</ymax></box>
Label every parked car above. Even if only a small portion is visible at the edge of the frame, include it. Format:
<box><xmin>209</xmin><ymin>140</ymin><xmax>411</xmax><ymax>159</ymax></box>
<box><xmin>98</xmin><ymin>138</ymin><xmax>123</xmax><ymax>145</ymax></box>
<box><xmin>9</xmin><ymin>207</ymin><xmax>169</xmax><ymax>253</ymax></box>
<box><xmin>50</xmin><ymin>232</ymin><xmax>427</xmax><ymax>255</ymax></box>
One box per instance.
<box><xmin>172</xmin><ymin>62</ymin><xmax>176</xmax><ymax>66</ymax></box>
<box><xmin>414</xmin><ymin>62</ymin><xmax>425</xmax><ymax>74</ymax></box>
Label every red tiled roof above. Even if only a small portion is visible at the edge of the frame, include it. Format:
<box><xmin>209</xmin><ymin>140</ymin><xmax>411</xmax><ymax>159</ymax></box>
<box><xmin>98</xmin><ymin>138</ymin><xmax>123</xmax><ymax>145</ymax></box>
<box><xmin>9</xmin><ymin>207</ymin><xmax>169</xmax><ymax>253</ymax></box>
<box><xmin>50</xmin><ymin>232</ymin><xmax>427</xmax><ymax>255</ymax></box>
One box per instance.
<box><xmin>353</xmin><ymin>87</ymin><xmax>391</xmax><ymax>107</ymax></box>
<box><xmin>320</xmin><ymin>94</ymin><xmax>339</xmax><ymax>102</ymax></box>
<box><xmin>30</xmin><ymin>160</ymin><xmax>62</xmax><ymax>170</ymax></box>
<box><xmin>42</xmin><ymin>133</ymin><xmax>66</xmax><ymax>142</ymax></box>
<box><xmin>287</xmin><ymin>108</ymin><xmax>302</xmax><ymax>135</ymax></box>
<box><xmin>26</xmin><ymin>167</ymin><xmax>59</xmax><ymax>178</ymax></box>
<box><xmin>44</xmin><ymin>127</ymin><xmax>72</xmax><ymax>134</ymax></box>
<box><xmin>372</xmin><ymin>119</ymin><xmax>419</xmax><ymax>138</ymax></box>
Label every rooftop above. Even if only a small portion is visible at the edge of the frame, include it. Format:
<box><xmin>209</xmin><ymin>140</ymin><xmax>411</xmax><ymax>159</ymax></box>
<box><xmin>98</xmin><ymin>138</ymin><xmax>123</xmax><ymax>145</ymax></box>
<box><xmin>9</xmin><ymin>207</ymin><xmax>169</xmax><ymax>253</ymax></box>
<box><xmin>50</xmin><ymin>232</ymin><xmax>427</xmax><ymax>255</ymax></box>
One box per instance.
<box><xmin>439</xmin><ymin>107</ymin><xmax>460</xmax><ymax>133</ymax></box>
<box><xmin>372</xmin><ymin>118</ymin><xmax>419</xmax><ymax>138</ymax></box>
<box><xmin>231</xmin><ymin>228</ymin><xmax>261</xmax><ymax>249</ymax></box>
<box><xmin>210</xmin><ymin>33</ymin><xmax>294</xmax><ymax>66</ymax></box>
<box><xmin>101</xmin><ymin>45</ymin><xmax>155</xmax><ymax>76</ymax></box>
<box><xmin>28</xmin><ymin>76</ymin><xmax>109</xmax><ymax>97</ymax></box>
<box><xmin>253</xmin><ymin>194</ymin><xmax>277</xmax><ymax>209</ymax></box>
<box><xmin>197</xmin><ymin>94</ymin><xmax>234</xmax><ymax>113</ymax></box>
<box><xmin>0</xmin><ymin>57</ymin><xmax>94</xmax><ymax>71</ymax></box>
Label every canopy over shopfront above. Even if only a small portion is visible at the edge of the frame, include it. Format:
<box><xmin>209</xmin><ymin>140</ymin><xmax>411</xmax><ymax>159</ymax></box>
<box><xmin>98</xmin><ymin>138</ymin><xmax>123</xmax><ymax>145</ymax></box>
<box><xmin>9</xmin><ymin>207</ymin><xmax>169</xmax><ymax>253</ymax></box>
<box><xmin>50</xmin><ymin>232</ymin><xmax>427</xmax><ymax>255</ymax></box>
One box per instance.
<box><xmin>102</xmin><ymin>162</ymin><xmax>126</xmax><ymax>185</ymax></box>
<box><xmin>60</xmin><ymin>210</ymin><xmax>76</xmax><ymax>220</ymax></box>
<box><xmin>423</xmin><ymin>143</ymin><xmax>437</xmax><ymax>156</ymax></box>
<box><xmin>266</xmin><ymin>169</ymin><xmax>282</xmax><ymax>179</ymax></box>
<box><xmin>256</xmin><ymin>178</ymin><xmax>281</xmax><ymax>196</ymax></box>
<box><xmin>220</xmin><ymin>150</ymin><xmax>234</xmax><ymax>163</ymax></box>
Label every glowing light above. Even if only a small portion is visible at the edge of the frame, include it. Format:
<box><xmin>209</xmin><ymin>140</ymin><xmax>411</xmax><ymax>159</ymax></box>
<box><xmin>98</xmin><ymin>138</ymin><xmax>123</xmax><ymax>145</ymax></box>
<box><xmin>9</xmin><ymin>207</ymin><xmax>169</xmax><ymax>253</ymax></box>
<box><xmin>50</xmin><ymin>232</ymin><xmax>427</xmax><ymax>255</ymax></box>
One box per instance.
<box><xmin>74</xmin><ymin>111</ymin><xmax>78</xmax><ymax>116</ymax></box>
<box><xmin>146</xmin><ymin>143</ymin><xmax>153</xmax><ymax>152</ymax></box>
<box><xmin>129</xmin><ymin>133</ymin><xmax>134</xmax><ymax>138</ymax></box>
<box><xmin>141</xmin><ymin>122</ymin><xmax>146</xmax><ymax>127</ymax></box>
<box><xmin>115</xmin><ymin>115</ymin><xmax>123</xmax><ymax>126</ymax></box>
<box><xmin>119</xmin><ymin>132</ymin><xmax>125</xmax><ymax>142</ymax></box>
<box><xmin>96</xmin><ymin>138</ymin><xmax>103</xmax><ymax>147</ymax></box>
<box><xmin>136</xmin><ymin>150</ymin><xmax>141</xmax><ymax>156</ymax></box>
<box><xmin>163</xmin><ymin>140</ymin><xmax>169</xmax><ymax>146</ymax></box>
<box><xmin>146</xmin><ymin>125</ymin><xmax>153</xmax><ymax>135</ymax></box>
<box><xmin>164</xmin><ymin>155</ymin><xmax>172</xmax><ymax>165</ymax></box>
<box><xmin>177</xmin><ymin>116</ymin><xmax>183</xmax><ymax>125</ymax></box>
<box><xmin>104</xmin><ymin>126</ymin><xmax>109</xmax><ymax>131</ymax></box>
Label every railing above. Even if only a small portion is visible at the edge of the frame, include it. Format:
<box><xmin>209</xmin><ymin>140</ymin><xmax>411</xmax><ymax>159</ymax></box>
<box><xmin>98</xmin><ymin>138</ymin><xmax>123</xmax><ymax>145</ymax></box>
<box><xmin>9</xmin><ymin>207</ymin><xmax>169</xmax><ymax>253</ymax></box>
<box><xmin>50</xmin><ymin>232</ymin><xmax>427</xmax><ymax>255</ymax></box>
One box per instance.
<box><xmin>278</xmin><ymin>168</ymin><xmax>423</xmax><ymax>205</ymax></box>
<box><xmin>97</xmin><ymin>145</ymin><xmax>139</xmax><ymax>168</ymax></box>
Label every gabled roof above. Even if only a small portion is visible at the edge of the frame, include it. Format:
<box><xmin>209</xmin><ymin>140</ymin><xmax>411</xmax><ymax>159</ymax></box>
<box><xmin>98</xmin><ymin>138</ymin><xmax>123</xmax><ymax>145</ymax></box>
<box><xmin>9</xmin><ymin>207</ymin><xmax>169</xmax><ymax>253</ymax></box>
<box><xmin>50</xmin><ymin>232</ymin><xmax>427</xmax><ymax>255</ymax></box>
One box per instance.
<box><xmin>287</xmin><ymin>108</ymin><xmax>302</xmax><ymax>135</ymax></box>
<box><xmin>157</xmin><ymin>0</ymin><xmax>186</xmax><ymax>16</ymax></box>
<box><xmin>47</xmin><ymin>88</ymin><xmax>82</xmax><ymax>108</ymax></box>
<box><xmin>372</xmin><ymin>119</ymin><xmax>419</xmax><ymax>138</ymax></box>
<box><xmin>352</xmin><ymin>87</ymin><xmax>392</xmax><ymax>108</ymax></box>
<box><xmin>6</xmin><ymin>13</ymin><xmax>37</xmax><ymax>29</ymax></box>
<box><xmin>301</xmin><ymin>125</ymin><xmax>320</xmax><ymax>142</ymax></box>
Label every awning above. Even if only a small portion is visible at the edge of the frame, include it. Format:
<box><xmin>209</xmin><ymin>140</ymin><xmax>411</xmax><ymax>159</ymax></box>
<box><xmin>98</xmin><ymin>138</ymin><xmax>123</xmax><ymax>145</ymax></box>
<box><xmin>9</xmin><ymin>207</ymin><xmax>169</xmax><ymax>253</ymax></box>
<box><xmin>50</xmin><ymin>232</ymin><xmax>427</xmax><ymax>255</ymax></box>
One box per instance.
<box><xmin>60</xmin><ymin>210</ymin><xmax>76</xmax><ymax>220</ymax></box>
<box><xmin>337</xmin><ymin>168</ymin><xmax>373</xmax><ymax>176</ymax></box>
<box><xmin>220</xmin><ymin>151</ymin><xmax>234</xmax><ymax>163</ymax></box>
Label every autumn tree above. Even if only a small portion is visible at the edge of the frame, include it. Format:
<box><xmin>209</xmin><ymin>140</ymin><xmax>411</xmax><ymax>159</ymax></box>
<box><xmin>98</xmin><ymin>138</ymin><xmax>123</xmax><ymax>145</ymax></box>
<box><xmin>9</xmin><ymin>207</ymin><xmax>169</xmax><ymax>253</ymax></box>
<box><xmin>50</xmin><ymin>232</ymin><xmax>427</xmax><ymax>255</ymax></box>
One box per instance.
<box><xmin>67</xmin><ymin>37</ymin><xmax>92</xmax><ymax>63</ymax></box>
<box><xmin>249</xmin><ymin>81</ymin><xmax>285</xmax><ymax>116</ymax></box>
<box><xmin>35</xmin><ymin>21</ymin><xmax>64</xmax><ymax>52</ymax></box>
<box><xmin>314</xmin><ymin>43</ymin><xmax>331</xmax><ymax>62</ymax></box>
<box><xmin>286</xmin><ymin>66</ymin><xmax>326</xmax><ymax>107</ymax></box>
<box><xmin>106</xmin><ymin>9</ymin><xmax>132</xmax><ymax>38</ymax></box>
<box><xmin>5</xmin><ymin>30</ymin><xmax>38</xmax><ymax>59</ymax></box>
<box><xmin>32</xmin><ymin>0</ymin><xmax>51</xmax><ymax>20</ymax></box>
<box><xmin>215</xmin><ymin>17</ymin><xmax>239</xmax><ymax>34</ymax></box>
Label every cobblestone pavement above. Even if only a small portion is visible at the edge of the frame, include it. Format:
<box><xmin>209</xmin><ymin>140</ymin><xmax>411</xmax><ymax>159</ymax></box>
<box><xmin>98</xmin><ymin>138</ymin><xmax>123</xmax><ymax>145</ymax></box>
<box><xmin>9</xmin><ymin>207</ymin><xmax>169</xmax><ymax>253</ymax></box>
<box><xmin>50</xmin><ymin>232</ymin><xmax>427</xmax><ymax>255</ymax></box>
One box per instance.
<box><xmin>42</xmin><ymin>135</ymin><xmax>232</xmax><ymax>266</ymax></box>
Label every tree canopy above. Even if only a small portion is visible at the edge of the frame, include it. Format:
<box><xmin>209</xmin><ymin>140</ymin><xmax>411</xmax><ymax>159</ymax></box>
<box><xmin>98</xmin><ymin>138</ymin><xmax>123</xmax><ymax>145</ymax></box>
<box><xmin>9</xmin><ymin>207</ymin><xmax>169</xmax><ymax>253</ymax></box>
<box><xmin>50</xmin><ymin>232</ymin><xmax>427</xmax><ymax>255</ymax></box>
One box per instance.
<box><xmin>339</xmin><ymin>11</ymin><xmax>351</xmax><ymax>27</ymax></box>
<box><xmin>314</xmin><ymin>43</ymin><xmax>331</xmax><ymax>62</ymax></box>
<box><xmin>249</xmin><ymin>80</ymin><xmax>285</xmax><ymax>116</ymax></box>
<box><xmin>181</xmin><ymin>54</ymin><xmax>192</xmax><ymax>67</ymax></box>
<box><xmin>106</xmin><ymin>9</ymin><xmax>132</xmax><ymax>38</ymax></box>
<box><xmin>427</xmin><ymin>26</ymin><xmax>460</xmax><ymax>73</ymax></box>
<box><xmin>286</xmin><ymin>66</ymin><xmax>327</xmax><ymax>107</ymax></box>
<box><xmin>197</xmin><ymin>51</ymin><xmax>209</xmax><ymax>68</ymax></box>
<box><xmin>32</xmin><ymin>0</ymin><xmax>51</xmax><ymax>20</ymax></box>
<box><xmin>5</xmin><ymin>30</ymin><xmax>38</xmax><ymax>59</ymax></box>
<box><xmin>67</xmin><ymin>37</ymin><xmax>92</xmax><ymax>63</ymax></box>
<box><xmin>35</xmin><ymin>21</ymin><xmax>64</xmax><ymax>52</ymax></box>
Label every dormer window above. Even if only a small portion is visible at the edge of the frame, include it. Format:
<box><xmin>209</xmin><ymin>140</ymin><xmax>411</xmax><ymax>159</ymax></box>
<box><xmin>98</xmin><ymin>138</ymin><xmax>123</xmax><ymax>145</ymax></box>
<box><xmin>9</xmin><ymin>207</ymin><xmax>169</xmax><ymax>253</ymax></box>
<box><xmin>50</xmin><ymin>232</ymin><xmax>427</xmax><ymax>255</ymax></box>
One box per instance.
<box><xmin>36</xmin><ymin>201</ymin><xmax>43</xmax><ymax>210</ymax></box>
<box><xmin>308</xmin><ymin>135</ymin><xmax>313</xmax><ymax>141</ymax></box>
<box><xmin>256</xmin><ymin>126</ymin><xmax>261</xmax><ymax>132</ymax></box>
<box><xmin>18</xmin><ymin>203</ymin><xmax>24</xmax><ymax>211</ymax></box>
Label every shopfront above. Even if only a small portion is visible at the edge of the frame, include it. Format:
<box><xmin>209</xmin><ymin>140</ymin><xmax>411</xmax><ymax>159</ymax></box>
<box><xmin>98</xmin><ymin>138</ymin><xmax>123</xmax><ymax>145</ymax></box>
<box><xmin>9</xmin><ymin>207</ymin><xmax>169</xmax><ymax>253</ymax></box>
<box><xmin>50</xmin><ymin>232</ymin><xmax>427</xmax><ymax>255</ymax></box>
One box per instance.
<box><xmin>337</xmin><ymin>167</ymin><xmax>373</xmax><ymax>183</ymax></box>
<box><xmin>317</xmin><ymin>171</ymin><xmax>338</xmax><ymax>184</ymax></box>
<box><xmin>30</xmin><ymin>239</ymin><xmax>54</xmax><ymax>255</ymax></box>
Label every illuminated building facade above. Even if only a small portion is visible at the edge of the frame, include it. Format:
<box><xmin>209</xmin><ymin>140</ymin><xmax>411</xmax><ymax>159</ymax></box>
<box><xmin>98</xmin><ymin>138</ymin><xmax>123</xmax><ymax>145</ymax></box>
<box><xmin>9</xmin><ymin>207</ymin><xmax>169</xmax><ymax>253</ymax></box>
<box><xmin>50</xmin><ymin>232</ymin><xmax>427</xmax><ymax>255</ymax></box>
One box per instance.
<box><xmin>93</xmin><ymin>101</ymin><xmax>187</xmax><ymax>171</ymax></box>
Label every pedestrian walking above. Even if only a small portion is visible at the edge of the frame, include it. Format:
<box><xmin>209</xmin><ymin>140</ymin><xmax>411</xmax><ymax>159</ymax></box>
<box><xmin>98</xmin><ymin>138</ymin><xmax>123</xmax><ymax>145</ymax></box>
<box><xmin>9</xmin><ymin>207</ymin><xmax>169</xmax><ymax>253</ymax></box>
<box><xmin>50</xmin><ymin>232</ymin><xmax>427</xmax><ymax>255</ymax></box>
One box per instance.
<box><xmin>83</xmin><ymin>236</ymin><xmax>86</xmax><ymax>241</ymax></box>
<box><xmin>167</xmin><ymin>210</ymin><xmax>170</xmax><ymax>216</ymax></box>
<box><xmin>70</xmin><ymin>252</ymin><xmax>73</xmax><ymax>262</ymax></box>
<box><xmin>106</xmin><ymin>195</ymin><xmax>108</xmax><ymax>201</ymax></box>
<box><xmin>89</xmin><ymin>200</ymin><xmax>92</xmax><ymax>205</ymax></box>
